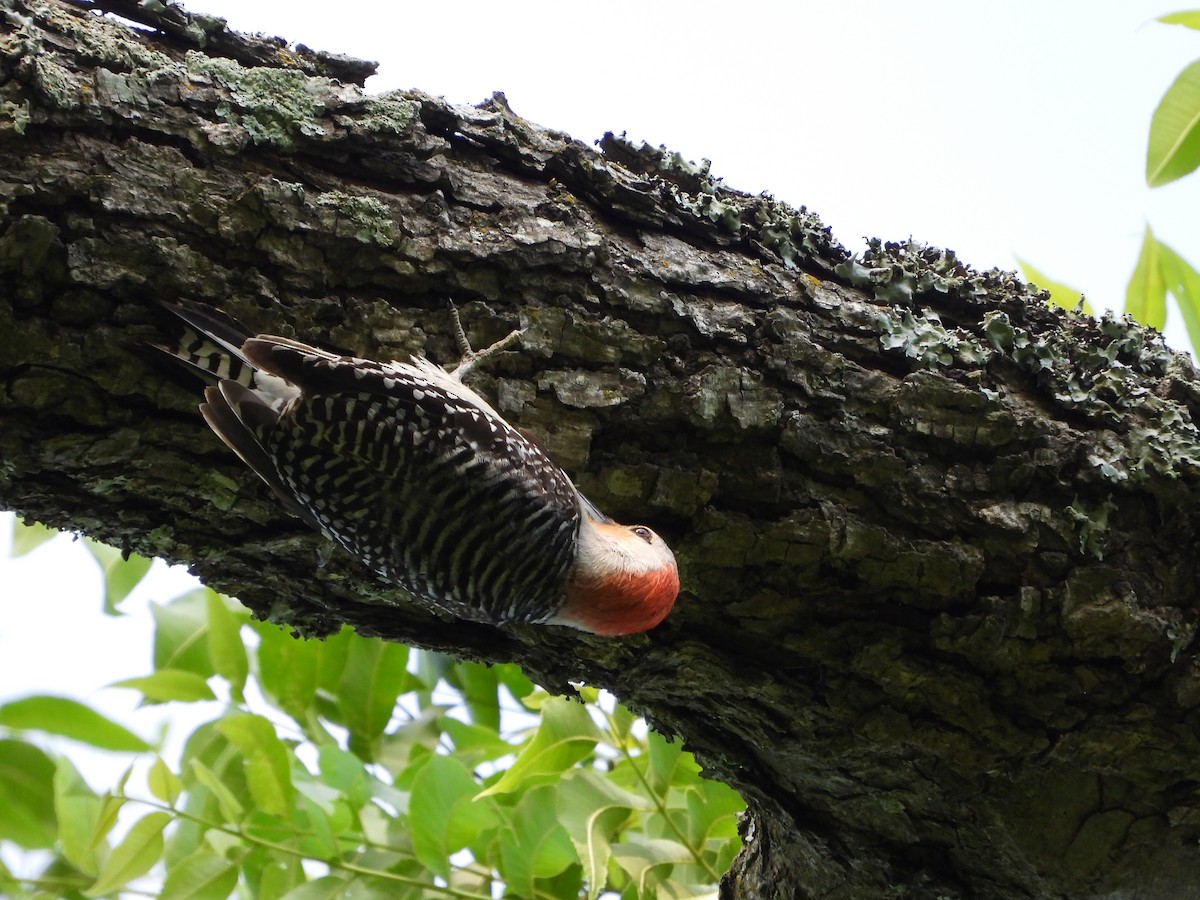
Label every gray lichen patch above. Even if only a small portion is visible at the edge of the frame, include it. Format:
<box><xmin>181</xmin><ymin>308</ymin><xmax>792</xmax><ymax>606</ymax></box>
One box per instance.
<box><xmin>596</xmin><ymin>133</ymin><xmax>849</xmax><ymax>272</ymax></box>
<box><xmin>752</xmin><ymin>197</ymin><xmax>845</xmax><ymax>271</ymax></box>
<box><xmin>640</xmin><ymin>232</ymin><xmax>772</xmax><ymax>301</ymax></box>
<box><xmin>978</xmin><ymin>310</ymin><xmax>1200</xmax><ymax>485</ymax></box>
<box><xmin>30</xmin><ymin>56</ymin><xmax>85</xmax><ymax>109</ymax></box>
<box><xmin>314</xmin><ymin>191</ymin><xmax>400</xmax><ymax>248</ymax></box>
<box><xmin>0</xmin><ymin>93</ymin><xmax>31</xmax><ymax>134</ymax></box>
<box><xmin>837</xmin><ymin>238</ymin><xmax>1029</xmax><ymax>309</ymax></box>
<box><xmin>651</xmin><ymin>365</ymin><xmax>783</xmax><ymax>430</ymax></box>
<box><xmin>1064</xmin><ymin>496</ymin><xmax>1117</xmax><ymax>560</ymax></box>
<box><xmin>5</xmin><ymin>7</ymin><xmax>186</xmax><ymax>119</ymax></box>
<box><xmin>666</xmin><ymin>292</ymin><xmax>755</xmax><ymax>344</ymax></box>
<box><xmin>537</xmin><ymin>368</ymin><xmax>645</xmax><ymax>408</ymax></box>
<box><xmin>184</xmin><ymin>51</ymin><xmax>330</xmax><ymax>149</ymax></box>
<box><xmin>877</xmin><ymin>307</ymin><xmax>992</xmax><ymax>368</ymax></box>
<box><xmin>54</xmin><ymin>5</ymin><xmax>176</xmax><ymax>73</ymax></box>
<box><xmin>3</xmin><ymin>2</ymin><xmax>171</xmax><ymax>93</ymax></box>
<box><xmin>1092</xmin><ymin>416</ymin><xmax>1200</xmax><ymax>484</ymax></box>
<box><xmin>519</xmin><ymin>307</ymin><xmax>665</xmax><ymax>367</ymax></box>
<box><xmin>348</xmin><ymin>91</ymin><xmax>418</xmax><ymax>135</ymax></box>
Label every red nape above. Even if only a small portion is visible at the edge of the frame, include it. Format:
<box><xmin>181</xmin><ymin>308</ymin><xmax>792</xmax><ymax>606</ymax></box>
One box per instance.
<box><xmin>562</xmin><ymin>565</ymin><xmax>680</xmax><ymax>635</ymax></box>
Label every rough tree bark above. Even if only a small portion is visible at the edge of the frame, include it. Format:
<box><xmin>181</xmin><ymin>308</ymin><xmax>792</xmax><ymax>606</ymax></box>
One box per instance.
<box><xmin>4</xmin><ymin>1</ymin><xmax>1200</xmax><ymax>897</ymax></box>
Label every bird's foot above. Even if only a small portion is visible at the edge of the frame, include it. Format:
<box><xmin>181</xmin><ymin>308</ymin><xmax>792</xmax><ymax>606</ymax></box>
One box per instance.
<box><xmin>446</xmin><ymin>300</ymin><xmax>524</xmax><ymax>381</ymax></box>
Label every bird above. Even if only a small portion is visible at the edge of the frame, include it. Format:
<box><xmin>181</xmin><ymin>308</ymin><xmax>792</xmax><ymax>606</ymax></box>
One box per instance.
<box><xmin>153</xmin><ymin>301</ymin><xmax>679</xmax><ymax>635</ymax></box>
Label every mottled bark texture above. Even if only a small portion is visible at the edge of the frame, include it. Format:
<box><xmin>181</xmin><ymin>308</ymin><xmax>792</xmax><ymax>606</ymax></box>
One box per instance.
<box><xmin>4</xmin><ymin>2</ymin><xmax>1200</xmax><ymax>897</ymax></box>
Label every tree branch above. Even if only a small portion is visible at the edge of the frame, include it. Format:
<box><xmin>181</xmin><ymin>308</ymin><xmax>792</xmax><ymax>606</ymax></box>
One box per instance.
<box><xmin>4</xmin><ymin>2</ymin><xmax>1200</xmax><ymax>896</ymax></box>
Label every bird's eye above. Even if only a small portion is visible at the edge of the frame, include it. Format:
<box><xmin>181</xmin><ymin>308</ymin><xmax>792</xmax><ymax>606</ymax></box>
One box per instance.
<box><xmin>631</xmin><ymin>526</ymin><xmax>653</xmax><ymax>543</ymax></box>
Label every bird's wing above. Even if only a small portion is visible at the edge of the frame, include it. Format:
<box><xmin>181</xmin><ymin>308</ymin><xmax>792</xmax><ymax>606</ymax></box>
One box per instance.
<box><xmin>235</xmin><ymin>335</ymin><xmax>585</xmax><ymax>624</ymax></box>
<box><xmin>240</xmin><ymin>335</ymin><xmax>581</xmax><ymax>517</ymax></box>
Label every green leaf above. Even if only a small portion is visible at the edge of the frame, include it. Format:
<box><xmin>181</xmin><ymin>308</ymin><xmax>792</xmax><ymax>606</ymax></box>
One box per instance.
<box><xmin>0</xmin><ymin>857</ymin><xmax>15</xmax><ymax>894</ymax></box>
<box><xmin>83</xmin><ymin>538</ymin><xmax>153</xmax><ymax>614</ymax></box>
<box><xmin>170</xmin><ymin>725</ymin><xmax>249</xmax><ymax>862</ymax></box>
<box><xmin>206</xmin><ymin>590</ymin><xmax>248</xmax><ymax>702</ymax></box>
<box><xmin>557</xmin><ymin>770</ymin><xmax>649</xmax><ymax>899</ymax></box>
<box><xmin>294</xmin><ymin>795</ymin><xmax>340</xmax><ymax>861</ymax></box>
<box><xmin>251</xmin><ymin>851</ymin><xmax>306</xmax><ymax>899</ymax></box>
<box><xmin>10</xmin><ymin>519</ymin><xmax>56</xmax><ymax>557</ymax></box>
<box><xmin>153</xmin><ymin>590</ymin><xmax>216</xmax><ymax>677</ymax></box>
<box><xmin>189</xmin><ymin>759</ymin><xmax>245</xmax><ymax>823</ymax></box>
<box><xmin>336</xmin><ymin>637</ymin><xmax>410</xmax><ymax>760</ymax></box>
<box><xmin>498</xmin><ymin>784</ymin><xmax>578</xmax><ymax>896</ymax></box>
<box><xmin>408</xmin><ymin>754</ymin><xmax>499</xmax><ymax>879</ymax></box>
<box><xmin>1016</xmin><ymin>258</ymin><xmax>1091</xmax><ymax>315</ymax></box>
<box><xmin>243</xmin><ymin>810</ymin><xmax>298</xmax><ymax>850</ymax></box>
<box><xmin>54</xmin><ymin>758</ymin><xmax>107</xmax><ymax>875</ymax></box>
<box><xmin>497</xmin><ymin>663</ymin><xmax>536</xmax><ymax>705</ymax></box>
<box><xmin>149</xmin><ymin>756</ymin><xmax>183</xmax><ymax>805</ymax></box>
<box><xmin>377</xmin><ymin>704</ymin><xmax>446</xmax><ymax>774</ymax></box>
<box><xmin>112</xmin><ymin>669</ymin><xmax>216</xmax><ymax>703</ymax></box>
<box><xmin>216</xmin><ymin>713</ymin><xmax>294</xmax><ymax>818</ymax></box>
<box><xmin>1125</xmin><ymin>225</ymin><xmax>1168</xmax><ymax>329</ymax></box>
<box><xmin>1147</xmin><ymin>59</ymin><xmax>1200</xmax><ymax>186</ymax></box>
<box><xmin>647</xmin><ymin>732</ymin><xmax>698</xmax><ymax>795</ymax></box>
<box><xmin>159</xmin><ymin>850</ymin><xmax>239</xmax><ymax>900</ymax></box>
<box><xmin>479</xmin><ymin>696</ymin><xmax>602</xmax><ymax>796</ymax></box>
<box><xmin>607</xmin><ymin>703</ymin><xmax>637</xmax><ymax>748</ymax></box>
<box><xmin>611</xmin><ymin>838</ymin><xmax>695</xmax><ymax>893</ymax></box>
<box><xmin>1159</xmin><ymin>10</ymin><xmax>1200</xmax><ymax>29</ymax></box>
<box><xmin>1157</xmin><ymin>241</ymin><xmax>1200</xmax><ymax>355</ymax></box>
<box><xmin>575</xmin><ymin>685</ymin><xmax>600</xmax><ymax>705</ymax></box>
<box><xmin>93</xmin><ymin>789</ymin><xmax>130</xmax><ymax>862</ymax></box>
<box><xmin>414</xmin><ymin>648</ymin><xmax>452</xmax><ymax>695</ymax></box>
<box><xmin>441</xmin><ymin>716</ymin><xmax>518</xmax><ymax>765</ymax></box>
<box><xmin>0</xmin><ymin>739</ymin><xmax>57</xmax><ymax>848</ymax></box>
<box><xmin>314</xmin><ymin>627</ymin><xmax>354</xmax><ymax>693</ymax></box>
<box><xmin>684</xmin><ymin>778</ymin><xmax>745</xmax><ymax>849</ymax></box>
<box><xmin>256</xmin><ymin>624</ymin><xmax>319</xmax><ymax>724</ymax></box>
<box><xmin>446</xmin><ymin>661</ymin><xmax>501</xmax><ymax>731</ymax></box>
<box><xmin>274</xmin><ymin>875</ymin><xmax>354</xmax><ymax>899</ymax></box>
<box><xmin>0</xmin><ymin>695</ymin><xmax>151</xmax><ymax>751</ymax></box>
<box><xmin>316</xmin><ymin>746</ymin><xmax>372</xmax><ymax>811</ymax></box>
<box><xmin>85</xmin><ymin>811</ymin><xmax>170</xmax><ymax>897</ymax></box>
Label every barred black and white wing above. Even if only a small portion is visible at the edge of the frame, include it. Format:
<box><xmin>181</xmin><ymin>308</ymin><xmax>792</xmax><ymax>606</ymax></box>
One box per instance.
<box><xmin>160</xmin><ymin>302</ymin><xmax>584</xmax><ymax>627</ymax></box>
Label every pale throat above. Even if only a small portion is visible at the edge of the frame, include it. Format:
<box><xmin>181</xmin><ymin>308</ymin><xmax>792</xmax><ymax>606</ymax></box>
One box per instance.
<box><xmin>554</xmin><ymin>519</ymin><xmax>680</xmax><ymax>635</ymax></box>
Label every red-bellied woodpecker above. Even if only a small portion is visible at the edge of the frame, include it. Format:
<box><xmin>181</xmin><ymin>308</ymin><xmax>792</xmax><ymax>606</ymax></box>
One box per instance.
<box><xmin>156</xmin><ymin>301</ymin><xmax>679</xmax><ymax>635</ymax></box>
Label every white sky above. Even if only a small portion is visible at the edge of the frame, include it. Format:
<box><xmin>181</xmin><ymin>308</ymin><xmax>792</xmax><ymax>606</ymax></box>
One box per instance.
<box><xmin>3</xmin><ymin>0</ymin><xmax>1200</xmax><ymax>805</ymax></box>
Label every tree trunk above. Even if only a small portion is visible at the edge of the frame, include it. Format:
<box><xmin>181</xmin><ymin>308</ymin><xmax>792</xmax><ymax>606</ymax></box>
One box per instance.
<box><xmin>4</xmin><ymin>2</ymin><xmax>1200</xmax><ymax>896</ymax></box>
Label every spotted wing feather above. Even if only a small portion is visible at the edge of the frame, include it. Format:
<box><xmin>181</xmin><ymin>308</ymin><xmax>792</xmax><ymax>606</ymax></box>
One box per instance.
<box><xmin>230</xmin><ymin>336</ymin><xmax>583</xmax><ymax>626</ymax></box>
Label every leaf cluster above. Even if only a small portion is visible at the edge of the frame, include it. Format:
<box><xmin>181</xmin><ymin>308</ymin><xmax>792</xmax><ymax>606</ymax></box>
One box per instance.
<box><xmin>1024</xmin><ymin>13</ymin><xmax>1200</xmax><ymax>350</ymax></box>
<box><xmin>0</xmin><ymin>521</ymin><xmax>743</xmax><ymax>899</ymax></box>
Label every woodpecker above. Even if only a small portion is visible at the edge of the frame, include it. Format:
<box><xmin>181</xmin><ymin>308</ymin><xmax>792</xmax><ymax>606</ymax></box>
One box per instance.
<box><xmin>155</xmin><ymin>301</ymin><xmax>679</xmax><ymax>635</ymax></box>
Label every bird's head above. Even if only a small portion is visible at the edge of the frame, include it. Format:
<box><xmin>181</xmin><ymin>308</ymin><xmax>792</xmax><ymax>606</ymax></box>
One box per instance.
<box><xmin>554</xmin><ymin>519</ymin><xmax>680</xmax><ymax>635</ymax></box>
